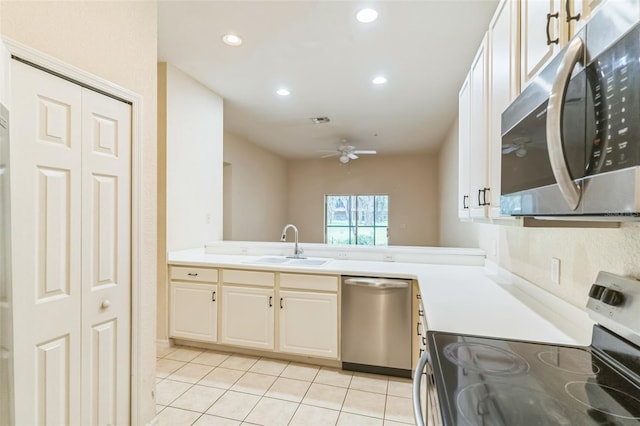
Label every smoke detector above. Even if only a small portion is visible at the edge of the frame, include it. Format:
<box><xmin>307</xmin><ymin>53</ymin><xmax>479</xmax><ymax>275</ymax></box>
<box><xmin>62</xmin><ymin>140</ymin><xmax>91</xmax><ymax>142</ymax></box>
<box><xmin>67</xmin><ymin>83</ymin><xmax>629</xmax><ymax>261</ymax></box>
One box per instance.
<box><xmin>310</xmin><ymin>117</ymin><xmax>331</xmax><ymax>124</ymax></box>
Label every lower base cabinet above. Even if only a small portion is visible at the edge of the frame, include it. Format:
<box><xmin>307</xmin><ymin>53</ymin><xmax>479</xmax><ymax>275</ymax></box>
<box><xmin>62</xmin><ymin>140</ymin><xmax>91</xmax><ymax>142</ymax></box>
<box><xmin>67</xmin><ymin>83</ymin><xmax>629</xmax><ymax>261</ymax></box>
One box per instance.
<box><xmin>220</xmin><ymin>285</ymin><xmax>275</xmax><ymax>350</ymax></box>
<box><xmin>278</xmin><ymin>290</ymin><xmax>338</xmax><ymax>358</ymax></box>
<box><xmin>170</xmin><ymin>281</ymin><xmax>218</xmax><ymax>342</ymax></box>
<box><xmin>169</xmin><ymin>266</ymin><xmax>341</xmax><ymax>361</ymax></box>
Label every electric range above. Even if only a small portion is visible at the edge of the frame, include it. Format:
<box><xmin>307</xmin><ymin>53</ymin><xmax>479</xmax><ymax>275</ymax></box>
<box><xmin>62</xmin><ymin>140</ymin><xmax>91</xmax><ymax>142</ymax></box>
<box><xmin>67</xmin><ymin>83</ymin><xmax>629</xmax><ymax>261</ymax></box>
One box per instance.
<box><xmin>416</xmin><ymin>271</ymin><xmax>640</xmax><ymax>426</ymax></box>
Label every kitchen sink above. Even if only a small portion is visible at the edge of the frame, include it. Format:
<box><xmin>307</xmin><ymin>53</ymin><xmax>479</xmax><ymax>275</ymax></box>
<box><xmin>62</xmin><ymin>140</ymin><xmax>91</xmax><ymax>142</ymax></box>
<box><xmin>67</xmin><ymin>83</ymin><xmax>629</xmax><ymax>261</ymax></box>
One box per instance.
<box><xmin>248</xmin><ymin>256</ymin><xmax>290</xmax><ymax>264</ymax></box>
<box><xmin>286</xmin><ymin>258</ymin><xmax>331</xmax><ymax>266</ymax></box>
<box><xmin>245</xmin><ymin>256</ymin><xmax>331</xmax><ymax>266</ymax></box>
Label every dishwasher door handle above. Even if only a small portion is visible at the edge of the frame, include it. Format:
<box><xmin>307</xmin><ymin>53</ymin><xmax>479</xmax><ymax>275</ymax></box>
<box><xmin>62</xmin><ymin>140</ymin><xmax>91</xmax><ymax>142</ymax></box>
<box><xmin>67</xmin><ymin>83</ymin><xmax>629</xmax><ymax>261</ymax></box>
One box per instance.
<box><xmin>343</xmin><ymin>277</ymin><xmax>409</xmax><ymax>289</ymax></box>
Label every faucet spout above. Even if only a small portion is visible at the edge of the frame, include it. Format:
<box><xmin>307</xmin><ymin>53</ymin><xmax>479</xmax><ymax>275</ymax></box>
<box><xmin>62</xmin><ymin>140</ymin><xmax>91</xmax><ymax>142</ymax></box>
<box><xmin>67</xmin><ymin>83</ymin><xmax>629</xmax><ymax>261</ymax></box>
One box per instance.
<box><xmin>281</xmin><ymin>224</ymin><xmax>304</xmax><ymax>258</ymax></box>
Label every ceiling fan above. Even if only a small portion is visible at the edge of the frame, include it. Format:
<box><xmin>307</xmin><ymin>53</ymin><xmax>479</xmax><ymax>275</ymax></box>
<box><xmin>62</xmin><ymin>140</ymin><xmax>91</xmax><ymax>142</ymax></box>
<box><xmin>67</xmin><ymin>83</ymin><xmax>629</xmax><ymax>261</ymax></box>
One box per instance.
<box><xmin>318</xmin><ymin>144</ymin><xmax>377</xmax><ymax>163</ymax></box>
<box><xmin>502</xmin><ymin>137</ymin><xmax>531</xmax><ymax>158</ymax></box>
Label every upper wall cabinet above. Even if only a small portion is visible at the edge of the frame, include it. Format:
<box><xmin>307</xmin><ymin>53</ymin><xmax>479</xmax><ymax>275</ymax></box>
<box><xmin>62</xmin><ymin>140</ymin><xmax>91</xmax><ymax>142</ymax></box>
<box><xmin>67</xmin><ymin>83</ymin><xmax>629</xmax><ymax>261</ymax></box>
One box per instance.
<box><xmin>459</xmin><ymin>0</ymin><xmax>603</xmax><ymax>222</ymax></box>
<box><xmin>468</xmin><ymin>34</ymin><xmax>490</xmax><ymax>219</ymax></box>
<box><xmin>458</xmin><ymin>74</ymin><xmax>471</xmax><ymax>220</ymax></box>
<box><xmin>488</xmin><ymin>0</ymin><xmax>521</xmax><ymax>218</ymax></box>
<box><xmin>520</xmin><ymin>0</ymin><xmax>600</xmax><ymax>89</ymax></box>
<box><xmin>459</xmin><ymin>33</ymin><xmax>491</xmax><ymax>220</ymax></box>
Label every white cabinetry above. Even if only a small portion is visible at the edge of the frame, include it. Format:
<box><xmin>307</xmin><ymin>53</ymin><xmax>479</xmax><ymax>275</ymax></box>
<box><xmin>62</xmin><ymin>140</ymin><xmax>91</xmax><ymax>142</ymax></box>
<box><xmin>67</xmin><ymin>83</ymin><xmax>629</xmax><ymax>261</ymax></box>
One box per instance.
<box><xmin>458</xmin><ymin>34</ymin><xmax>490</xmax><ymax>219</ymax></box>
<box><xmin>520</xmin><ymin>0</ymin><xmax>562</xmax><ymax>88</ymax></box>
<box><xmin>458</xmin><ymin>75</ymin><xmax>471</xmax><ymax>220</ymax></box>
<box><xmin>278</xmin><ymin>274</ymin><xmax>338</xmax><ymax>359</ymax></box>
<box><xmin>488</xmin><ymin>0</ymin><xmax>520</xmax><ymax>217</ymax></box>
<box><xmin>169</xmin><ymin>266</ymin><xmax>219</xmax><ymax>343</ymax></box>
<box><xmin>468</xmin><ymin>33</ymin><xmax>490</xmax><ymax>218</ymax></box>
<box><xmin>221</xmin><ymin>285</ymin><xmax>275</xmax><ymax>350</ymax></box>
<box><xmin>220</xmin><ymin>269</ymin><xmax>275</xmax><ymax>350</ymax></box>
<box><xmin>520</xmin><ymin>0</ymin><xmax>599</xmax><ymax>89</ymax></box>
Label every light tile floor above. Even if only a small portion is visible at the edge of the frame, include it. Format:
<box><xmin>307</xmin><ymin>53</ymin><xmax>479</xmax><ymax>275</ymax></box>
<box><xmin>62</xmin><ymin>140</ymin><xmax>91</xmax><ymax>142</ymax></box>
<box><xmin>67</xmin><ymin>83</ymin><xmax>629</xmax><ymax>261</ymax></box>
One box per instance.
<box><xmin>156</xmin><ymin>345</ymin><xmax>416</xmax><ymax>426</ymax></box>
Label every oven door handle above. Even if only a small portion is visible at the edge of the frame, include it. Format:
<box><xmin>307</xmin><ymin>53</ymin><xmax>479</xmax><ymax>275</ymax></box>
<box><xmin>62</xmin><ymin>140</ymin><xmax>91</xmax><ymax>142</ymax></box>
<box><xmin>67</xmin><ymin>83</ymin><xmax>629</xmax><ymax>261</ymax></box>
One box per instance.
<box><xmin>413</xmin><ymin>349</ymin><xmax>431</xmax><ymax>426</ymax></box>
<box><xmin>546</xmin><ymin>36</ymin><xmax>584</xmax><ymax>211</ymax></box>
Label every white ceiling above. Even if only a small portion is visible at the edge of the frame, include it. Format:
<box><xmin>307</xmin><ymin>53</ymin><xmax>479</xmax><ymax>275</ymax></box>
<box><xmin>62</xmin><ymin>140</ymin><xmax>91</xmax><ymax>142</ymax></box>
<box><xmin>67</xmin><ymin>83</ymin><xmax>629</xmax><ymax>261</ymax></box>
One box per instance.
<box><xmin>158</xmin><ymin>0</ymin><xmax>499</xmax><ymax>159</ymax></box>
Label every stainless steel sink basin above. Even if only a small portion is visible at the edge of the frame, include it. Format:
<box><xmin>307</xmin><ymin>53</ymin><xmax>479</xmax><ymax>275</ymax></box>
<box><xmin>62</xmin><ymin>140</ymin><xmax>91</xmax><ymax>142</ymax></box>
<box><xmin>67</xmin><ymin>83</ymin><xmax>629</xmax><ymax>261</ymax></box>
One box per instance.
<box><xmin>286</xmin><ymin>258</ymin><xmax>330</xmax><ymax>266</ymax></box>
<box><xmin>248</xmin><ymin>256</ymin><xmax>290</xmax><ymax>265</ymax></box>
<box><xmin>245</xmin><ymin>256</ymin><xmax>331</xmax><ymax>266</ymax></box>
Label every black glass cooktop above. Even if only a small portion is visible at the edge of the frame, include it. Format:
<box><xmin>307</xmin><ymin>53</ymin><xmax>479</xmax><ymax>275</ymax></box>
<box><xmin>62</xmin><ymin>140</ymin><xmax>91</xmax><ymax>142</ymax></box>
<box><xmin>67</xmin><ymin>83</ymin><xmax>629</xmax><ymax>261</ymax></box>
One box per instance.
<box><xmin>429</xmin><ymin>328</ymin><xmax>640</xmax><ymax>426</ymax></box>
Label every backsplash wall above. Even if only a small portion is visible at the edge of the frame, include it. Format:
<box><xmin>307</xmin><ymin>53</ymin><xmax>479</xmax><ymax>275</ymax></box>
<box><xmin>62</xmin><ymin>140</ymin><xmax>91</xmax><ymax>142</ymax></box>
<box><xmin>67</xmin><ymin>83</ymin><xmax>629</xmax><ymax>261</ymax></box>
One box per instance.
<box><xmin>438</xmin><ymin>119</ymin><xmax>640</xmax><ymax>309</ymax></box>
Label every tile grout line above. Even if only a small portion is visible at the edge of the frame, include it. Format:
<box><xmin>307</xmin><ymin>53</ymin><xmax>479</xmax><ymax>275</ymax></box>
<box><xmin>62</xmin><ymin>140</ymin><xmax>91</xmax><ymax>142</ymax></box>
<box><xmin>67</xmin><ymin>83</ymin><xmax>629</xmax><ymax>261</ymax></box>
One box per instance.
<box><xmin>159</xmin><ymin>346</ymin><xmax>415</xmax><ymax>424</ymax></box>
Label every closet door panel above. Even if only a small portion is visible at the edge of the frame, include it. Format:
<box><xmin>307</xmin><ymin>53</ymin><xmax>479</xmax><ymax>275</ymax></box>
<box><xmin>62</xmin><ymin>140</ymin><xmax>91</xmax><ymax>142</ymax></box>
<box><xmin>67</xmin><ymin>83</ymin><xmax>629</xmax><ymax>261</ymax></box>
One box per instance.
<box><xmin>10</xmin><ymin>59</ymin><xmax>83</xmax><ymax>426</ymax></box>
<box><xmin>81</xmin><ymin>88</ymin><xmax>131</xmax><ymax>426</ymax></box>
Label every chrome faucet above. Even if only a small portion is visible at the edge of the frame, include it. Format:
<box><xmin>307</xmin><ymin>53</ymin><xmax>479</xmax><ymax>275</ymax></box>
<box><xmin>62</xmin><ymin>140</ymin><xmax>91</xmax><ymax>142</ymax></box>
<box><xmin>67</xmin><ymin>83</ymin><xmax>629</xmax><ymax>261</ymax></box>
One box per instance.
<box><xmin>281</xmin><ymin>224</ymin><xmax>304</xmax><ymax>258</ymax></box>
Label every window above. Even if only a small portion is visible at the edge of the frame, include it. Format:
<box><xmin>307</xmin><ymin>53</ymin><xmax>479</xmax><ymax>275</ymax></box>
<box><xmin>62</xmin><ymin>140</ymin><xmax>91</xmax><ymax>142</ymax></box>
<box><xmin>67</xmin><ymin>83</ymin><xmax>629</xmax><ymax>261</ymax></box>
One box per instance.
<box><xmin>325</xmin><ymin>195</ymin><xmax>388</xmax><ymax>245</ymax></box>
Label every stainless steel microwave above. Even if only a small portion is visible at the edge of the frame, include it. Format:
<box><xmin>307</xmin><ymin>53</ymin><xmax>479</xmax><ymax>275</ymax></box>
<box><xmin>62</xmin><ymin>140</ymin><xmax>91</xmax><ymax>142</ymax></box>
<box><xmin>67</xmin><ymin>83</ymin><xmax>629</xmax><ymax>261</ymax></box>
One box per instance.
<box><xmin>501</xmin><ymin>0</ymin><xmax>640</xmax><ymax>218</ymax></box>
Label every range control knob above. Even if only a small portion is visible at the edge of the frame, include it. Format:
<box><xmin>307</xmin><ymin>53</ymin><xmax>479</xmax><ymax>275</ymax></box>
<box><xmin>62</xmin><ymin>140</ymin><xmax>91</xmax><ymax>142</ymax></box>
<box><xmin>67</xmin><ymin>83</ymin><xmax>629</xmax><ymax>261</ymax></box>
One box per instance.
<box><xmin>588</xmin><ymin>284</ymin><xmax>606</xmax><ymax>299</ymax></box>
<box><xmin>601</xmin><ymin>288</ymin><xmax>625</xmax><ymax>306</ymax></box>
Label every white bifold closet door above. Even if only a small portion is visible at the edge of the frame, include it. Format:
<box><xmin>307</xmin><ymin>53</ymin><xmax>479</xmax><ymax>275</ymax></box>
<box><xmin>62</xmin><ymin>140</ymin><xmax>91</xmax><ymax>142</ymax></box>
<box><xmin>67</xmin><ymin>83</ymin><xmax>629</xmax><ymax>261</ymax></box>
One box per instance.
<box><xmin>10</xmin><ymin>59</ymin><xmax>131</xmax><ymax>426</ymax></box>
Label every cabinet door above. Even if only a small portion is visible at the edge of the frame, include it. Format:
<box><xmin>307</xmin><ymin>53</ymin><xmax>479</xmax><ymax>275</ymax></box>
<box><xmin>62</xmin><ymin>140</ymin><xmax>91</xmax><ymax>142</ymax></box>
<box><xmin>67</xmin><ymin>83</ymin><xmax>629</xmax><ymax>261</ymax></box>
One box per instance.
<box><xmin>521</xmin><ymin>0</ymin><xmax>563</xmax><ymax>89</ymax></box>
<box><xmin>221</xmin><ymin>285</ymin><xmax>274</xmax><ymax>350</ymax></box>
<box><xmin>170</xmin><ymin>282</ymin><xmax>218</xmax><ymax>342</ymax></box>
<box><xmin>567</xmin><ymin>0</ymin><xmax>601</xmax><ymax>37</ymax></box>
<box><xmin>458</xmin><ymin>74</ymin><xmax>471</xmax><ymax>220</ymax></box>
<box><xmin>468</xmin><ymin>33</ymin><xmax>490</xmax><ymax>218</ymax></box>
<box><xmin>278</xmin><ymin>290</ymin><xmax>338</xmax><ymax>359</ymax></box>
<box><xmin>488</xmin><ymin>0</ymin><xmax>520</xmax><ymax>218</ymax></box>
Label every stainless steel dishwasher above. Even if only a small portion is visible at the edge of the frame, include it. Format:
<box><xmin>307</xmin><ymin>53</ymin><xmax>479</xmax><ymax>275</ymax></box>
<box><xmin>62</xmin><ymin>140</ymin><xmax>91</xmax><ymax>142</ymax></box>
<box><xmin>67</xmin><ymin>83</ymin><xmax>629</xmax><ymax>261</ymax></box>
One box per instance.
<box><xmin>341</xmin><ymin>276</ymin><xmax>412</xmax><ymax>378</ymax></box>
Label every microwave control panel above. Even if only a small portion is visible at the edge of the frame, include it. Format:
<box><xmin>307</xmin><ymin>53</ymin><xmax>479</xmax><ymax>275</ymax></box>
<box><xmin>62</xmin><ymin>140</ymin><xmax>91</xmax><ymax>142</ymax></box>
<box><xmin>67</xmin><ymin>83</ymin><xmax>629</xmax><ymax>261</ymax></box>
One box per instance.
<box><xmin>586</xmin><ymin>25</ymin><xmax>640</xmax><ymax>176</ymax></box>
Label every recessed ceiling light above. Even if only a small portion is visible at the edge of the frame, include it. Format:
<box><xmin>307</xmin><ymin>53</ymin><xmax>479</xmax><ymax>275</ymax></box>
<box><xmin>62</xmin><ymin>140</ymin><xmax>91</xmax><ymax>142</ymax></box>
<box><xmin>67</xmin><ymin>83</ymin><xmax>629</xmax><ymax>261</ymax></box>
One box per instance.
<box><xmin>276</xmin><ymin>88</ymin><xmax>291</xmax><ymax>96</ymax></box>
<box><xmin>372</xmin><ymin>76</ymin><xmax>387</xmax><ymax>85</ymax></box>
<box><xmin>222</xmin><ymin>34</ymin><xmax>243</xmax><ymax>46</ymax></box>
<box><xmin>356</xmin><ymin>8</ymin><xmax>378</xmax><ymax>23</ymax></box>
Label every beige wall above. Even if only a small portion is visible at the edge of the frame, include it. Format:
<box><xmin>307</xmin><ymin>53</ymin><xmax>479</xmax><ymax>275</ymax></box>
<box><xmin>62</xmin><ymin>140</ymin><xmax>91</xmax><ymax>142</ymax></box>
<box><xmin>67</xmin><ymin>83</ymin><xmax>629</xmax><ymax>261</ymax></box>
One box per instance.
<box><xmin>0</xmin><ymin>1</ymin><xmax>158</xmax><ymax>423</ymax></box>
<box><xmin>165</xmin><ymin>64</ymin><xmax>223</xmax><ymax>250</ymax></box>
<box><xmin>288</xmin><ymin>155</ymin><xmax>439</xmax><ymax>246</ymax></box>
<box><xmin>223</xmin><ymin>131</ymin><xmax>288</xmax><ymax>242</ymax></box>
<box><xmin>157</xmin><ymin>63</ymin><xmax>224</xmax><ymax>341</ymax></box>
<box><xmin>438</xmin><ymin>119</ymin><xmax>640</xmax><ymax>309</ymax></box>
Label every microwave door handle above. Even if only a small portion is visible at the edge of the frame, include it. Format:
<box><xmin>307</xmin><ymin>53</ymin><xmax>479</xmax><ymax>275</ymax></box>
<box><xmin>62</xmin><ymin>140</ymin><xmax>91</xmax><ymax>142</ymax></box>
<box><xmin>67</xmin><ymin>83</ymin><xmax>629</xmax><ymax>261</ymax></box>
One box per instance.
<box><xmin>546</xmin><ymin>36</ymin><xmax>584</xmax><ymax>211</ymax></box>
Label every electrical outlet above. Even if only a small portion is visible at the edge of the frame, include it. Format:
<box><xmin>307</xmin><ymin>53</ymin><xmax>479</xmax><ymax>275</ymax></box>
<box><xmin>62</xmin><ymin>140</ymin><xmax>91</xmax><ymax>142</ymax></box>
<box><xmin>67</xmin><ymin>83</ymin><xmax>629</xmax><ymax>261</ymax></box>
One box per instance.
<box><xmin>551</xmin><ymin>258</ymin><xmax>560</xmax><ymax>284</ymax></box>
<box><xmin>336</xmin><ymin>251</ymin><xmax>348</xmax><ymax>259</ymax></box>
<box><xmin>205</xmin><ymin>213</ymin><xmax>212</xmax><ymax>224</ymax></box>
<box><xmin>383</xmin><ymin>254</ymin><xmax>395</xmax><ymax>262</ymax></box>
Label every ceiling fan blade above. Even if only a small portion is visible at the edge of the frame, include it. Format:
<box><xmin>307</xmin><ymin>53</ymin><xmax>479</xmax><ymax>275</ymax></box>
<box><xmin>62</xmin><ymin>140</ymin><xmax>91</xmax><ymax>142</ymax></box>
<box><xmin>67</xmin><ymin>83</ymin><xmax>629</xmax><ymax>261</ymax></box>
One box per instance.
<box><xmin>353</xmin><ymin>150</ymin><xmax>376</xmax><ymax>155</ymax></box>
<box><xmin>347</xmin><ymin>152</ymin><xmax>359</xmax><ymax>160</ymax></box>
<box><xmin>320</xmin><ymin>152</ymin><xmax>339</xmax><ymax>158</ymax></box>
<box><xmin>501</xmin><ymin>145</ymin><xmax>519</xmax><ymax>154</ymax></box>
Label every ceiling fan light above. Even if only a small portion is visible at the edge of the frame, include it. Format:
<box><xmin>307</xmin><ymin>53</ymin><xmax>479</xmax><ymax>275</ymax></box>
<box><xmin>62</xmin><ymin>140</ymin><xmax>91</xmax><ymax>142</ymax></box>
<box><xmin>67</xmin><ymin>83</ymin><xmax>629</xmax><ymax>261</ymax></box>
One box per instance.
<box><xmin>339</xmin><ymin>154</ymin><xmax>350</xmax><ymax>164</ymax></box>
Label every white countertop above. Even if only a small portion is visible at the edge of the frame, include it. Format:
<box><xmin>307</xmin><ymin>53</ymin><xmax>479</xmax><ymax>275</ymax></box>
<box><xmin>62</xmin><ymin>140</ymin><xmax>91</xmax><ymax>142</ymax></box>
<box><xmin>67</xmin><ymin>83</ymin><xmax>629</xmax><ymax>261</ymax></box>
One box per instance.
<box><xmin>168</xmin><ymin>248</ymin><xmax>594</xmax><ymax>346</ymax></box>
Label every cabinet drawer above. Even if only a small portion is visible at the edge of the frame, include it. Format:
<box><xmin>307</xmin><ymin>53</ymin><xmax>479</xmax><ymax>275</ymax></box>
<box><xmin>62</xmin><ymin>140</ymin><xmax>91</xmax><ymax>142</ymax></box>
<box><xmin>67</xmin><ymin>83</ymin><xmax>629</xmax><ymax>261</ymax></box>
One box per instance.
<box><xmin>280</xmin><ymin>273</ymin><xmax>338</xmax><ymax>292</ymax></box>
<box><xmin>223</xmin><ymin>269</ymin><xmax>275</xmax><ymax>287</ymax></box>
<box><xmin>170</xmin><ymin>266</ymin><xmax>218</xmax><ymax>283</ymax></box>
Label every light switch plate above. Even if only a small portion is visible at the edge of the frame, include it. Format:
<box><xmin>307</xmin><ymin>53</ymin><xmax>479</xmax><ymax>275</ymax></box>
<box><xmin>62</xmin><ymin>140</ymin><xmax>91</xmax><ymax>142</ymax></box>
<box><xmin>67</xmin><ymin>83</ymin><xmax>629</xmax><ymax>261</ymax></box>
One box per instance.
<box><xmin>551</xmin><ymin>258</ymin><xmax>560</xmax><ymax>284</ymax></box>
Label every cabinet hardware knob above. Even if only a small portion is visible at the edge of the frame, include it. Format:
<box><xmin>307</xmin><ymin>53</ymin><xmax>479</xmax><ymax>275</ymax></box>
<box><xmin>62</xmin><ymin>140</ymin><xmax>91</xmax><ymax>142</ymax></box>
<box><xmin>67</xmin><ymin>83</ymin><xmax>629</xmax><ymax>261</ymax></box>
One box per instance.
<box><xmin>187</xmin><ymin>272</ymin><xmax>198</xmax><ymax>277</ymax></box>
<box><xmin>212</xmin><ymin>291</ymin><xmax>216</xmax><ymax>302</ymax></box>
<box><xmin>101</xmin><ymin>300</ymin><xmax>111</xmax><ymax>309</ymax></box>
<box><xmin>463</xmin><ymin>195</ymin><xmax>469</xmax><ymax>209</ymax></box>
<box><xmin>280</xmin><ymin>297</ymin><xmax>284</xmax><ymax>309</ymax></box>
<box><xmin>269</xmin><ymin>296</ymin><xmax>273</xmax><ymax>307</ymax></box>
<box><xmin>417</xmin><ymin>322</ymin><xmax>422</xmax><ymax>336</ymax></box>
<box><xmin>546</xmin><ymin>12</ymin><xmax>560</xmax><ymax>45</ymax></box>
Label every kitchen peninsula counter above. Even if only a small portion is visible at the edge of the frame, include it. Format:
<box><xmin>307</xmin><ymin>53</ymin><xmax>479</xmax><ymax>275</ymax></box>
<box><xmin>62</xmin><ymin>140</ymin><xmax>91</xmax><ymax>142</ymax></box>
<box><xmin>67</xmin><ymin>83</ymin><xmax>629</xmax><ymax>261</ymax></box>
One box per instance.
<box><xmin>168</xmin><ymin>246</ymin><xmax>594</xmax><ymax>347</ymax></box>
